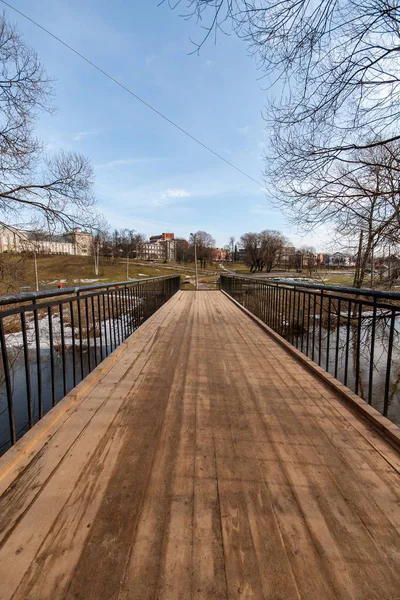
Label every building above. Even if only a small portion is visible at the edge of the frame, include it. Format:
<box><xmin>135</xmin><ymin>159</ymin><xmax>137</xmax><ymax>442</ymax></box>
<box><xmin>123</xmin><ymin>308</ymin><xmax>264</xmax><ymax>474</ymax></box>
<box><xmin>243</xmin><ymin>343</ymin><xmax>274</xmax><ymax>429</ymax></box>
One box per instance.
<box><xmin>149</xmin><ymin>233</ymin><xmax>175</xmax><ymax>243</ymax></box>
<box><xmin>327</xmin><ymin>252</ymin><xmax>356</xmax><ymax>267</ymax></box>
<box><xmin>0</xmin><ymin>226</ymin><xmax>92</xmax><ymax>256</ymax></box>
<box><xmin>211</xmin><ymin>248</ymin><xmax>230</xmax><ymax>262</ymax></box>
<box><xmin>137</xmin><ymin>233</ymin><xmax>177</xmax><ymax>262</ymax></box>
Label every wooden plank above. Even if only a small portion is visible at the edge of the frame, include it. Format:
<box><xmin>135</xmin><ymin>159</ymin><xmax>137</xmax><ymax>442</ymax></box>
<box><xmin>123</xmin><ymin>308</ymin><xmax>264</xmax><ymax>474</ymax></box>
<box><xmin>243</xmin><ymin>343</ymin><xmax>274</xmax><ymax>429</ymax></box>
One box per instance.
<box><xmin>0</xmin><ymin>292</ymin><xmax>186</xmax><ymax>599</ymax></box>
<box><xmin>0</xmin><ymin>291</ymin><xmax>398</xmax><ymax>600</ymax></box>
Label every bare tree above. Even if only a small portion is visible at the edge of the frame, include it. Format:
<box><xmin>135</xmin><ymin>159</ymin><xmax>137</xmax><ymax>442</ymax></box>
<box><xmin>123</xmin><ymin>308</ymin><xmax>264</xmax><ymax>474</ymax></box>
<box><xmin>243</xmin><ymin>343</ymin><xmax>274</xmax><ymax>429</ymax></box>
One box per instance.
<box><xmin>189</xmin><ymin>231</ymin><xmax>215</xmax><ymax>268</ymax></box>
<box><xmin>164</xmin><ymin>1</ymin><xmax>400</xmax><ymax>232</ymax></box>
<box><xmin>288</xmin><ymin>143</ymin><xmax>400</xmax><ymax>286</ymax></box>
<box><xmin>0</xmin><ymin>13</ymin><xmax>97</xmax><ymax>234</ymax></box>
<box><xmin>175</xmin><ymin>237</ymin><xmax>189</xmax><ymax>263</ymax></box>
<box><xmin>240</xmin><ymin>229</ymin><xmax>286</xmax><ymax>272</ymax></box>
<box><xmin>240</xmin><ymin>232</ymin><xmax>263</xmax><ymax>272</ymax></box>
<box><xmin>261</xmin><ymin>230</ymin><xmax>286</xmax><ymax>272</ymax></box>
<box><xmin>228</xmin><ymin>236</ymin><xmax>235</xmax><ymax>261</ymax></box>
<box><xmin>0</xmin><ymin>254</ymin><xmax>23</xmax><ymax>293</ymax></box>
<box><xmin>102</xmin><ymin>229</ymin><xmax>146</xmax><ymax>261</ymax></box>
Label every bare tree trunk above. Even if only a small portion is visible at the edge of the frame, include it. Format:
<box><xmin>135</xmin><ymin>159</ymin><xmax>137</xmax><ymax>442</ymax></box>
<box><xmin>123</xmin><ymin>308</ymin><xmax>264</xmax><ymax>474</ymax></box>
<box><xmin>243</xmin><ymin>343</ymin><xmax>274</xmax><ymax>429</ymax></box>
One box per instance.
<box><xmin>353</xmin><ymin>231</ymin><xmax>364</xmax><ymax>288</ymax></box>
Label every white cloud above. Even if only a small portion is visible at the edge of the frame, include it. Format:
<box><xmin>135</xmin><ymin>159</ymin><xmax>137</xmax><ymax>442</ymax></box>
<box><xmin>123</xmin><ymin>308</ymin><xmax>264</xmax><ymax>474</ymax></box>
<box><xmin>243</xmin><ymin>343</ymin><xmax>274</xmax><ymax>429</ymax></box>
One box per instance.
<box><xmin>73</xmin><ymin>130</ymin><xmax>99</xmax><ymax>141</ymax></box>
<box><xmin>203</xmin><ymin>60</ymin><xmax>213</xmax><ymax>68</ymax></box>
<box><xmin>96</xmin><ymin>181</ymin><xmax>192</xmax><ymax>210</ymax></box>
<box><xmin>160</xmin><ymin>188</ymin><xmax>191</xmax><ymax>200</ymax></box>
<box><xmin>95</xmin><ymin>157</ymin><xmax>153</xmax><ymax>169</ymax></box>
<box><xmin>238</xmin><ymin>126</ymin><xmax>249</xmax><ymax>134</ymax></box>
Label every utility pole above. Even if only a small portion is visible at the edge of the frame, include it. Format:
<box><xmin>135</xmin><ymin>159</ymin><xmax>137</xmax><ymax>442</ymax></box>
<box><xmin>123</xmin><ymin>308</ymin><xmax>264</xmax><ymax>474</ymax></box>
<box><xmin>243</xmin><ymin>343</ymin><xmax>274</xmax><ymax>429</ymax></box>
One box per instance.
<box><xmin>34</xmin><ymin>251</ymin><xmax>39</xmax><ymax>292</ymax></box>
<box><xmin>126</xmin><ymin>251</ymin><xmax>129</xmax><ymax>280</ymax></box>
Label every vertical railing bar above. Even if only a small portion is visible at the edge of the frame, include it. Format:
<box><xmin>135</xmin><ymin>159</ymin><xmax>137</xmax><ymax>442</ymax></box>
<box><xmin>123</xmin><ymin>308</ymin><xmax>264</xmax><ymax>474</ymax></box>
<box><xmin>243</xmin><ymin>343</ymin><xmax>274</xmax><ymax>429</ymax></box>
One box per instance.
<box><xmin>97</xmin><ymin>294</ymin><xmax>104</xmax><ymax>362</ymax></box>
<box><xmin>102</xmin><ymin>293</ymin><xmax>109</xmax><ymax>356</ymax></box>
<box><xmin>20</xmin><ymin>311</ymin><xmax>33</xmax><ymax>429</ymax></box>
<box><xmin>282</xmin><ymin>286</ymin><xmax>286</xmax><ymax>335</ymax></box>
<box><xmin>126</xmin><ymin>286</ymin><xmax>132</xmax><ymax>336</ymax></box>
<box><xmin>276</xmin><ymin>285</ymin><xmax>279</xmax><ymax>332</ymax></box>
<box><xmin>296</xmin><ymin>288</ymin><xmax>300</xmax><ymax>349</ymax></box>
<box><xmin>300</xmin><ymin>291</ymin><xmax>305</xmax><ymax>353</ymax></box>
<box><xmin>133</xmin><ymin>284</ymin><xmax>138</xmax><ymax>332</ymax></box>
<box><xmin>312</xmin><ymin>292</ymin><xmax>316</xmax><ymax>362</ymax></box>
<box><xmin>334</xmin><ymin>298</ymin><xmax>341</xmax><ymax>379</ymax></box>
<box><xmin>121</xmin><ymin>285</ymin><xmax>126</xmax><ymax>340</ymax></box>
<box><xmin>123</xmin><ymin>284</ymin><xmax>129</xmax><ymax>339</ymax></box>
<box><xmin>77</xmin><ymin>294</ymin><xmax>84</xmax><ymax>381</ymax></box>
<box><xmin>344</xmin><ymin>300</ymin><xmax>351</xmax><ymax>387</ymax></box>
<box><xmin>85</xmin><ymin>296</ymin><xmax>91</xmax><ymax>374</ymax></box>
<box><xmin>326</xmin><ymin>296</ymin><xmax>331</xmax><ymax>373</ymax></box>
<box><xmin>59</xmin><ymin>302</ymin><xmax>67</xmax><ymax>397</ymax></box>
<box><xmin>91</xmin><ymin>296</ymin><xmax>98</xmax><ymax>367</ymax></box>
<box><xmin>33</xmin><ymin>299</ymin><xmax>43</xmax><ymax>419</ymax></box>
<box><xmin>115</xmin><ymin>288</ymin><xmax>121</xmax><ymax>346</ymax></box>
<box><xmin>0</xmin><ymin>318</ymin><xmax>16</xmax><ymax>445</ymax></box>
<box><xmin>111</xmin><ymin>288</ymin><xmax>118</xmax><ymax>349</ymax></box>
<box><xmin>48</xmin><ymin>307</ymin><xmax>56</xmax><ymax>407</ymax></box>
<box><xmin>355</xmin><ymin>302</ymin><xmax>362</xmax><ymax>396</ymax></box>
<box><xmin>306</xmin><ymin>292</ymin><xmax>311</xmax><ymax>357</ymax></box>
<box><xmin>70</xmin><ymin>300</ymin><xmax>77</xmax><ymax>388</ymax></box>
<box><xmin>383</xmin><ymin>309</ymin><xmax>396</xmax><ymax>417</ymax></box>
<box><xmin>107</xmin><ymin>288</ymin><xmax>114</xmax><ymax>352</ymax></box>
<box><xmin>318</xmin><ymin>290</ymin><xmax>324</xmax><ymax>367</ymax></box>
<box><xmin>120</xmin><ymin>286</ymin><xmax>125</xmax><ymax>341</ymax></box>
<box><xmin>368</xmin><ymin>298</ymin><xmax>377</xmax><ymax>405</ymax></box>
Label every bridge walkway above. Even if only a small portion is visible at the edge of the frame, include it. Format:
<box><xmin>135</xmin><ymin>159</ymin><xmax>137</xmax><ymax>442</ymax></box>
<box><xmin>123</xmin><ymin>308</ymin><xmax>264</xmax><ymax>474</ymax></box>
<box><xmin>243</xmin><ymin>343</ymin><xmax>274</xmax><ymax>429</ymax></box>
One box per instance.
<box><xmin>0</xmin><ymin>291</ymin><xmax>399</xmax><ymax>599</ymax></box>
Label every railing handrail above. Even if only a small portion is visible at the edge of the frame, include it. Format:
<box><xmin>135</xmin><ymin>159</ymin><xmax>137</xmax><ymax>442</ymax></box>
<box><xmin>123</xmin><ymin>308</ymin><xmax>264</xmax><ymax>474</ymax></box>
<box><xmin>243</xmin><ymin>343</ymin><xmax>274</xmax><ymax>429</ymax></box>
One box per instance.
<box><xmin>220</xmin><ymin>274</ymin><xmax>400</xmax><ymax>301</ymax></box>
<box><xmin>0</xmin><ymin>275</ymin><xmax>180</xmax><ymax>307</ymax></box>
<box><xmin>220</xmin><ymin>273</ymin><xmax>400</xmax><ymax>423</ymax></box>
<box><xmin>0</xmin><ymin>274</ymin><xmax>181</xmax><ymax>452</ymax></box>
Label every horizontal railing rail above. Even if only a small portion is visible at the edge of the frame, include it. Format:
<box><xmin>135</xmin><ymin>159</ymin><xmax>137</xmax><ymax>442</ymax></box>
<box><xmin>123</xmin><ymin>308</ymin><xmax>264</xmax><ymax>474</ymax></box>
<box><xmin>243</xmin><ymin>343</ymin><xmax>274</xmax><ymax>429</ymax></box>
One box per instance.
<box><xmin>220</xmin><ymin>274</ymin><xmax>400</xmax><ymax>425</ymax></box>
<box><xmin>0</xmin><ymin>275</ymin><xmax>180</xmax><ymax>453</ymax></box>
<box><xmin>0</xmin><ymin>275</ymin><xmax>181</xmax><ymax>307</ymax></box>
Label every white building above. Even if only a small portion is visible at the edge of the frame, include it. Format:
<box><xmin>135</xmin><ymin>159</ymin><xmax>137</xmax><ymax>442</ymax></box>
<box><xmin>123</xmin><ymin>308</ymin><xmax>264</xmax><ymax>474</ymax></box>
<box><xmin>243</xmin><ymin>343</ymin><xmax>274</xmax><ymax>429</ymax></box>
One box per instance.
<box><xmin>137</xmin><ymin>233</ymin><xmax>177</xmax><ymax>262</ymax></box>
<box><xmin>327</xmin><ymin>252</ymin><xmax>356</xmax><ymax>267</ymax></box>
<box><xmin>138</xmin><ymin>242</ymin><xmax>167</xmax><ymax>261</ymax></box>
<box><xmin>0</xmin><ymin>226</ymin><xmax>92</xmax><ymax>256</ymax></box>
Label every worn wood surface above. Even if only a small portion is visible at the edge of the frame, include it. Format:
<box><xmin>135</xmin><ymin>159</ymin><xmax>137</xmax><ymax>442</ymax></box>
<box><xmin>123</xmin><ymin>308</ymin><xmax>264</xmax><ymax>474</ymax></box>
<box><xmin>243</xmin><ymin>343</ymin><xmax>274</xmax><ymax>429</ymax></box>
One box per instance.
<box><xmin>0</xmin><ymin>291</ymin><xmax>399</xmax><ymax>599</ymax></box>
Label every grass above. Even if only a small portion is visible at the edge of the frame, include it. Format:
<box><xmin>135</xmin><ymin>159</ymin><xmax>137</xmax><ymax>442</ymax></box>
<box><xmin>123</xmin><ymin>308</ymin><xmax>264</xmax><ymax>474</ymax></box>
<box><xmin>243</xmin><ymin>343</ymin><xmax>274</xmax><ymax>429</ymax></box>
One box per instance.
<box><xmin>1</xmin><ymin>255</ymin><xmax>196</xmax><ymax>294</ymax></box>
<box><xmin>0</xmin><ymin>254</ymin><xmax>367</xmax><ymax>295</ymax></box>
<box><xmin>317</xmin><ymin>273</ymin><xmax>356</xmax><ymax>286</ymax></box>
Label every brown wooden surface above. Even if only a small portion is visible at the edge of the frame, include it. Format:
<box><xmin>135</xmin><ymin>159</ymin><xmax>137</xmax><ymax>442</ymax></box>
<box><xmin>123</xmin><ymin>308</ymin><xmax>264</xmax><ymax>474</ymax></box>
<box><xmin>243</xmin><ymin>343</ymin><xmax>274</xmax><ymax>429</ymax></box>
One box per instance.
<box><xmin>0</xmin><ymin>290</ymin><xmax>399</xmax><ymax>600</ymax></box>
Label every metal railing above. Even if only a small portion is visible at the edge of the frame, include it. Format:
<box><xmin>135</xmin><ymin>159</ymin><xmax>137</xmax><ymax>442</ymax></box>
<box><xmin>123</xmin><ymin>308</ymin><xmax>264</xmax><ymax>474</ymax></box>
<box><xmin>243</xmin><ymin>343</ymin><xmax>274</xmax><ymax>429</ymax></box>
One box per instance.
<box><xmin>0</xmin><ymin>275</ymin><xmax>180</xmax><ymax>453</ymax></box>
<box><xmin>220</xmin><ymin>274</ymin><xmax>400</xmax><ymax>425</ymax></box>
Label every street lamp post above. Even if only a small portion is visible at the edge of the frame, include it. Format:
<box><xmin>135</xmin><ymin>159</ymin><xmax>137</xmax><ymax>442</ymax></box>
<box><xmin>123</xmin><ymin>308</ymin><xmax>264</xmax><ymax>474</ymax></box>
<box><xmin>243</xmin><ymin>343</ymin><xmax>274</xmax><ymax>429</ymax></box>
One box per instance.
<box><xmin>190</xmin><ymin>233</ymin><xmax>198</xmax><ymax>290</ymax></box>
<box><xmin>33</xmin><ymin>251</ymin><xmax>39</xmax><ymax>292</ymax></box>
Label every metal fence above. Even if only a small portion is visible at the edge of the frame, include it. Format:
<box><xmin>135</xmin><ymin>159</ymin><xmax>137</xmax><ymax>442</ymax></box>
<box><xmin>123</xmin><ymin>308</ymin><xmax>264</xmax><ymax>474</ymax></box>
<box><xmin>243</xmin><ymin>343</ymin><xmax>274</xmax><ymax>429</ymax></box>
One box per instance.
<box><xmin>0</xmin><ymin>275</ymin><xmax>180</xmax><ymax>453</ymax></box>
<box><xmin>220</xmin><ymin>274</ymin><xmax>400</xmax><ymax>425</ymax></box>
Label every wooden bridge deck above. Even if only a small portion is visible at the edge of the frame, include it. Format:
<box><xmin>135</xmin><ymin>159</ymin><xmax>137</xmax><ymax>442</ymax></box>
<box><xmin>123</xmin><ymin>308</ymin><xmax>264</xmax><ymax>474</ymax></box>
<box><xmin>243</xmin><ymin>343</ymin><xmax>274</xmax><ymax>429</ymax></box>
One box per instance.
<box><xmin>0</xmin><ymin>291</ymin><xmax>399</xmax><ymax>599</ymax></box>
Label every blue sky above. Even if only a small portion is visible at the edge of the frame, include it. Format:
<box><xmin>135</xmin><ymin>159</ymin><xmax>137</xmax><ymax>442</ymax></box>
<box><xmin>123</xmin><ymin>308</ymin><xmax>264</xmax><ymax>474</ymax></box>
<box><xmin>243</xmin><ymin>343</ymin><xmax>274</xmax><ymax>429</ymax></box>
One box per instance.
<box><xmin>5</xmin><ymin>0</ymin><xmax>328</xmax><ymax>249</ymax></box>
